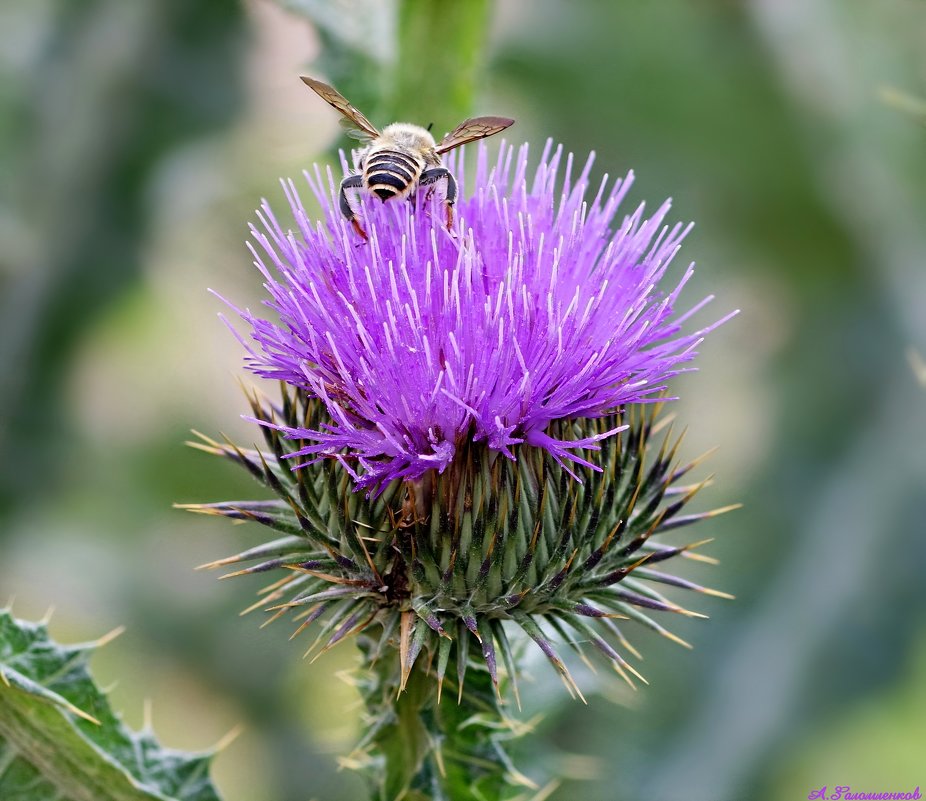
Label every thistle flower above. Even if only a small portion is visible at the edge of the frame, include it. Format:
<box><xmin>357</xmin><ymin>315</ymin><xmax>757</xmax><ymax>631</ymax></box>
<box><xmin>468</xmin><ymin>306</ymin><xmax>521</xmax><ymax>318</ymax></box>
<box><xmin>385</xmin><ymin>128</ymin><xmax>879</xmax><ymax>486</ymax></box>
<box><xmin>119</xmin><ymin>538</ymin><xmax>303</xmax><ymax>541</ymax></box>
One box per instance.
<box><xmin>221</xmin><ymin>141</ymin><xmax>731</xmax><ymax>492</ymax></box>
<box><xmin>187</xmin><ymin>140</ymin><xmax>737</xmax><ymax>800</ymax></box>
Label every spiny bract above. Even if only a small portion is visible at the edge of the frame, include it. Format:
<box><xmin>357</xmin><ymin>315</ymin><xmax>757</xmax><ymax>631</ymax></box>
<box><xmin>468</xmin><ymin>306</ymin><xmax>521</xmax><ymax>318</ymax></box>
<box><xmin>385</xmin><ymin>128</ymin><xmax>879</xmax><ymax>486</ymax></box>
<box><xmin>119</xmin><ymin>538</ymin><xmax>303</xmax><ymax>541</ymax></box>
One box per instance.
<box><xmin>185</xmin><ymin>389</ymin><xmax>735</xmax><ymax>701</ymax></box>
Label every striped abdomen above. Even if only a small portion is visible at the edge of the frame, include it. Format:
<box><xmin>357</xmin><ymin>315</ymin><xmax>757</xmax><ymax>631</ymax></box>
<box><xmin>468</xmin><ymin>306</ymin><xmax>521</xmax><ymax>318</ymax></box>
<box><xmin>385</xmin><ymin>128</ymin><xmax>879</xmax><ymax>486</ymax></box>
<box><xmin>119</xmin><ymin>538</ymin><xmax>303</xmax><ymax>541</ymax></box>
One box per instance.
<box><xmin>363</xmin><ymin>147</ymin><xmax>424</xmax><ymax>202</ymax></box>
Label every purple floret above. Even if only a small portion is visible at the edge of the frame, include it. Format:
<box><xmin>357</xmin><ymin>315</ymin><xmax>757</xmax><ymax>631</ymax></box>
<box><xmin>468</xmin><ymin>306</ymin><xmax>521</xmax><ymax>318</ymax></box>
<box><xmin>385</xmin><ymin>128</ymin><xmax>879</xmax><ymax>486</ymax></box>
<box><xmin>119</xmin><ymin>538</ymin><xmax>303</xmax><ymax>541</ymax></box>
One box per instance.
<box><xmin>220</xmin><ymin>140</ymin><xmax>732</xmax><ymax>491</ymax></box>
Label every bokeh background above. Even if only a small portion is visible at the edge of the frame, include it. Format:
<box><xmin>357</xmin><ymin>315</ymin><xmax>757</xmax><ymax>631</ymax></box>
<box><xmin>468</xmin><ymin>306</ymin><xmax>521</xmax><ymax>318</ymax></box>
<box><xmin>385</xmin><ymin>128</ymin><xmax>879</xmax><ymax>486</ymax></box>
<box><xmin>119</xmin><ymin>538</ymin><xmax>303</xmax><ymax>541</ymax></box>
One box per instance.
<box><xmin>2</xmin><ymin>1</ymin><xmax>925</xmax><ymax>799</ymax></box>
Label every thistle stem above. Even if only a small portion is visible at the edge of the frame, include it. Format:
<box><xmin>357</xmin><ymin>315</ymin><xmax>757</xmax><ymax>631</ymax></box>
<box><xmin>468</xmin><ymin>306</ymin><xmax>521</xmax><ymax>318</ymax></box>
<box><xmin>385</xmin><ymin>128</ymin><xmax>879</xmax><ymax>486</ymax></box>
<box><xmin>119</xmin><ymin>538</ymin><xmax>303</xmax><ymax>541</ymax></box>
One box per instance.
<box><xmin>390</xmin><ymin>0</ymin><xmax>492</xmax><ymax>129</ymax></box>
<box><xmin>356</xmin><ymin>632</ymin><xmax>516</xmax><ymax>801</ymax></box>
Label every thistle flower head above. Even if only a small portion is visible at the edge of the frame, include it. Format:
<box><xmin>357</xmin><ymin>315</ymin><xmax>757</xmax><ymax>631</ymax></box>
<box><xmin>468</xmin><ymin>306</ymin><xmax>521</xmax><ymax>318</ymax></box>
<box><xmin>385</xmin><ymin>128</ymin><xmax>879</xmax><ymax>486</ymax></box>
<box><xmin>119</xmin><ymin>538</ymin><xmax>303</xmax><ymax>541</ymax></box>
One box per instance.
<box><xmin>191</xmin><ymin>139</ymin><xmax>738</xmax><ymax>796</ymax></box>
<box><xmin>224</xmin><ymin>141</ymin><xmax>731</xmax><ymax>492</ymax></box>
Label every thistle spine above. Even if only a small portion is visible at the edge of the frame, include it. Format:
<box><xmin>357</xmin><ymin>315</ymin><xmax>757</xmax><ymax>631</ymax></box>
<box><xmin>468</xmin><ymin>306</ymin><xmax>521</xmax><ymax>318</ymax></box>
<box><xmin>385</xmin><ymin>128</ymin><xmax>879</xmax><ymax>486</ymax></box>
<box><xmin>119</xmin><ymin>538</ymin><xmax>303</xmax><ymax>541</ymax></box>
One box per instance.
<box><xmin>182</xmin><ymin>384</ymin><xmax>736</xmax><ymax>794</ymax></box>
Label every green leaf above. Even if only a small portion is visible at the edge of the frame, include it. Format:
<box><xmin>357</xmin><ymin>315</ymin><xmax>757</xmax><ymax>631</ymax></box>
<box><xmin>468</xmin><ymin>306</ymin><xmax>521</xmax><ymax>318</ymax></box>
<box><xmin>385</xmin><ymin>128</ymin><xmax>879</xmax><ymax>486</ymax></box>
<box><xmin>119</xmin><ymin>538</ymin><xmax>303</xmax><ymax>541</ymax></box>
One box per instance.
<box><xmin>0</xmin><ymin>608</ymin><xmax>223</xmax><ymax>801</ymax></box>
<box><xmin>278</xmin><ymin>0</ymin><xmax>392</xmax><ymax>125</ymax></box>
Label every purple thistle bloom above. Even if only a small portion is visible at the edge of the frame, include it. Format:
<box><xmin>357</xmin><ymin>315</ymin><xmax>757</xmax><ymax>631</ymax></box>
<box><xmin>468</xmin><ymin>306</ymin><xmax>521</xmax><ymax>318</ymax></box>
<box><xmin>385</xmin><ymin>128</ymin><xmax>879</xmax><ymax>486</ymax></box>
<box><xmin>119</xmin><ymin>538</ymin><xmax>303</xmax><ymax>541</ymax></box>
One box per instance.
<box><xmin>221</xmin><ymin>140</ymin><xmax>732</xmax><ymax>491</ymax></box>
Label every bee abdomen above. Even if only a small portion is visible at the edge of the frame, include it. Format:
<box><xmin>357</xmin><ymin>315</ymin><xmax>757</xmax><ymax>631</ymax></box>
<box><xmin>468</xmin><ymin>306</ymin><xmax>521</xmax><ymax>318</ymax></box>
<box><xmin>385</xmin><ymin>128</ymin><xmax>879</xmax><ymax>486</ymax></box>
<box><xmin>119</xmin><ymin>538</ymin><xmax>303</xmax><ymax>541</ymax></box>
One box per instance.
<box><xmin>364</xmin><ymin>149</ymin><xmax>421</xmax><ymax>201</ymax></box>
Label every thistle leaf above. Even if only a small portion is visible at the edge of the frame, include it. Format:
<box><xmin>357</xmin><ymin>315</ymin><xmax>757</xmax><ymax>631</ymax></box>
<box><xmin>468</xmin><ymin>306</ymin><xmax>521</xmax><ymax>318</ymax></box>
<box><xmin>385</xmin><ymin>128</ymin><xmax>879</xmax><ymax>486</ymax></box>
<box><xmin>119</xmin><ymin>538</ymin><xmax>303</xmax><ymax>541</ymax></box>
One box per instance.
<box><xmin>0</xmin><ymin>608</ymin><xmax>224</xmax><ymax>801</ymax></box>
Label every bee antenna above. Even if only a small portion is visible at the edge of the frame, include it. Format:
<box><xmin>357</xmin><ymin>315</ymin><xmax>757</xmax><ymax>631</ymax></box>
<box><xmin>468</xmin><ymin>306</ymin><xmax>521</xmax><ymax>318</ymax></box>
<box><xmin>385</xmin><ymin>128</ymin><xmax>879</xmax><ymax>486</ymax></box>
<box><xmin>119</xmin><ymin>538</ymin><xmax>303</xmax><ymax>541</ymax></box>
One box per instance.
<box><xmin>426</xmin><ymin>122</ymin><xmax>434</xmax><ymax>132</ymax></box>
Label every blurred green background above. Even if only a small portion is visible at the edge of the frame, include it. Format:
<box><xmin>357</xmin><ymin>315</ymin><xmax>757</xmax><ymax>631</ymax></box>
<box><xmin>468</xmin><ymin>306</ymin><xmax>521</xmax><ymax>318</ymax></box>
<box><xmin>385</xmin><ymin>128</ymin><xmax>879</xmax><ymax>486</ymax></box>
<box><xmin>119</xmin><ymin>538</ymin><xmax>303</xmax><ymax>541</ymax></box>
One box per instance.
<box><xmin>2</xmin><ymin>1</ymin><xmax>925</xmax><ymax>799</ymax></box>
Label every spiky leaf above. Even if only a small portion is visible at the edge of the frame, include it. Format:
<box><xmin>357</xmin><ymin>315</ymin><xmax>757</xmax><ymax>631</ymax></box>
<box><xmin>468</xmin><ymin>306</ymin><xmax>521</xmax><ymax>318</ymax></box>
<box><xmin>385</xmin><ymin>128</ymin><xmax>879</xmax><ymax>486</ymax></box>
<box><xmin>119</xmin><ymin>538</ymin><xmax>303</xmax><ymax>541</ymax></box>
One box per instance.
<box><xmin>0</xmin><ymin>608</ymin><xmax>223</xmax><ymax>801</ymax></box>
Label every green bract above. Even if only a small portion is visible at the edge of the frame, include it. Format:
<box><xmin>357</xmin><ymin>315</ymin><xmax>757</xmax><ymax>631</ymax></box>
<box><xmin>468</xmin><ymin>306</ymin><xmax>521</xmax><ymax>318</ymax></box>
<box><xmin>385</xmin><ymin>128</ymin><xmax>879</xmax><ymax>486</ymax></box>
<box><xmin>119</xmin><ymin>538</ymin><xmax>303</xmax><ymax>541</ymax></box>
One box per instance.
<box><xmin>184</xmin><ymin>387</ymin><xmax>735</xmax><ymax>799</ymax></box>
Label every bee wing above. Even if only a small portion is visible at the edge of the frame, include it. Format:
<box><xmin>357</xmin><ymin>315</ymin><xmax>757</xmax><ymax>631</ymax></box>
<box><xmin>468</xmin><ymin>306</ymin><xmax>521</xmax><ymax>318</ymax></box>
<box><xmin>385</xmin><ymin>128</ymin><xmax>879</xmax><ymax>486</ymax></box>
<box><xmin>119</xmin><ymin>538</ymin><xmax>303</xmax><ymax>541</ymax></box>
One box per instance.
<box><xmin>340</xmin><ymin>118</ymin><xmax>376</xmax><ymax>143</ymax></box>
<box><xmin>435</xmin><ymin>116</ymin><xmax>515</xmax><ymax>154</ymax></box>
<box><xmin>300</xmin><ymin>76</ymin><xmax>380</xmax><ymax>139</ymax></box>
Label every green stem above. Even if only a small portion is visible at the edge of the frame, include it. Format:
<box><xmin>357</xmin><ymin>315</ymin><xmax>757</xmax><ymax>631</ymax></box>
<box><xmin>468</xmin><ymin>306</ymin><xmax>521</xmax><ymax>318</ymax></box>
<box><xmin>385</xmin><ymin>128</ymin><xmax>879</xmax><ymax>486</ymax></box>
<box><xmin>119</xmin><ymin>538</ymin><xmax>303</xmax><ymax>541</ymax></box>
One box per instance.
<box><xmin>355</xmin><ymin>631</ymin><xmax>517</xmax><ymax>801</ymax></box>
<box><xmin>390</xmin><ymin>0</ymin><xmax>493</xmax><ymax>129</ymax></box>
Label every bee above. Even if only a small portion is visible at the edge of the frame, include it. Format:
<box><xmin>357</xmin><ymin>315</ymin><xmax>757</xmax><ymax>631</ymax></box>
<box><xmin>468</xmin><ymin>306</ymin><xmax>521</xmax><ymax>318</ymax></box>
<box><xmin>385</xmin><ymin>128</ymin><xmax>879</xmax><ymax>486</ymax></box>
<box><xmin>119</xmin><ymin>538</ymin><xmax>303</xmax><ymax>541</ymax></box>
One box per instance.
<box><xmin>301</xmin><ymin>76</ymin><xmax>514</xmax><ymax>240</ymax></box>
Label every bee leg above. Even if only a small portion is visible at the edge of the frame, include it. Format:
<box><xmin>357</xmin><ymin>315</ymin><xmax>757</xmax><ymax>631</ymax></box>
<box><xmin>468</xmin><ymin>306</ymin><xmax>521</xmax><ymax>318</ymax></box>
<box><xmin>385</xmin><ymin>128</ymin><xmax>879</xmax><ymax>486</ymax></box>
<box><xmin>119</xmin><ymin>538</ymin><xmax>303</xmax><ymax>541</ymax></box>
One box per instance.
<box><xmin>350</xmin><ymin>218</ymin><xmax>368</xmax><ymax>241</ymax></box>
<box><xmin>419</xmin><ymin>168</ymin><xmax>458</xmax><ymax>233</ymax></box>
<box><xmin>339</xmin><ymin>174</ymin><xmax>368</xmax><ymax>240</ymax></box>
